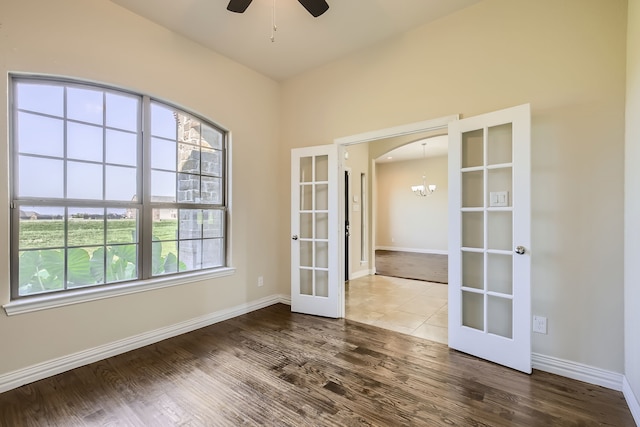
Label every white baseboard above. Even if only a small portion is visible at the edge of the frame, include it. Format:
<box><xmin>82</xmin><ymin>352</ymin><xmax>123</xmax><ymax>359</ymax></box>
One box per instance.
<box><xmin>532</xmin><ymin>353</ymin><xmax>623</xmax><ymax>391</ymax></box>
<box><xmin>350</xmin><ymin>269</ymin><xmax>375</xmax><ymax>280</ymax></box>
<box><xmin>623</xmin><ymin>376</ymin><xmax>640</xmax><ymax>425</ymax></box>
<box><xmin>375</xmin><ymin>246</ymin><xmax>448</xmax><ymax>255</ymax></box>
<box><xmin>0</xmin><ymin>294</ymin><xmax>291</xmax><ymax>394</ymax></box>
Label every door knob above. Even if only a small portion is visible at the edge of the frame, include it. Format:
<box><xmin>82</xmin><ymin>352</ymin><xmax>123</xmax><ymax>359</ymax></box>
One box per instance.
<box><xmin>292</xmin><ymin>235</ymin><xmax>299</xmax><ymax>240</ymax></box>
<box><xmin>514</xmin><ymin>245</ymin><xmax>526</xmax><ymax>255</ymax></box>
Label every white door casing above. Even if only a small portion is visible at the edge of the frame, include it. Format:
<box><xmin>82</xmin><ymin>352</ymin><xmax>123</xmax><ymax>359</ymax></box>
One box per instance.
<box><xmin>291</xmin><ymin>145</ymin><xmax>340</xmax><ymax>318</ymax></box>
<box><xmin>448</xmin><ymin>104</ymin><xmax>532</xmax><ymax>374</ymax></box>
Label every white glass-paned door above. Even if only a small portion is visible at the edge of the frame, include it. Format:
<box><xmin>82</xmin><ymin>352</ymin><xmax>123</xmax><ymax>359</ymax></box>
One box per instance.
<box><xmin>291</xmin><ymin>145</ymin><xmax>339</xmax><ymax>318</ymax></box>
<box><xmin>448</xmin><ymin>104</ymin><xmax>531</xmax><ymax>374</ymax></box>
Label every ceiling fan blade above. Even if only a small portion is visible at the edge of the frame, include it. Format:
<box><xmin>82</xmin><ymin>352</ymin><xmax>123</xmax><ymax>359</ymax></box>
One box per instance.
<box><xmin>297</xmin><ymin>0</ymin><xmax>329</xmax><ymax>17</ymax></box>
<box><xmin>227</xmin><ymin>0</ymin><xmax>253</xmax><ymax>13</ymax></box>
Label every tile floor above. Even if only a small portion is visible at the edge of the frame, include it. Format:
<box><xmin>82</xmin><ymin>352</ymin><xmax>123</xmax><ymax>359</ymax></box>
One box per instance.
<box><xmin>345</xmin><ymin>274</ymin><xmax>448</xmax><ymax>344</ymax></box>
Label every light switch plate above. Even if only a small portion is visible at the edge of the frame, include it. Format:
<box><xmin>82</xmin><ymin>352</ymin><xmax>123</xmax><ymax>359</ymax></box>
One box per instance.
<box><xmin>490</xmin><ymin>191</ymin><xmax>509</xmax><ymax>207</ymax></box>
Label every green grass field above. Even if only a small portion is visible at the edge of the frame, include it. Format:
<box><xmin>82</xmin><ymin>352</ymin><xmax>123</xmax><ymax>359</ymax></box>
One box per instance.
<box><xmin>19</xmin><ymin>219</ymin><xmax>178</xmax><ymax>252</ymax></box>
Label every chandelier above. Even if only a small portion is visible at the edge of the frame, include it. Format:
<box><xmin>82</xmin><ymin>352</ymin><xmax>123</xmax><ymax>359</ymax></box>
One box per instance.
<box><xmin>411</xmin><ymin>142</ymin><xmax>437</xmax><ymax>196</ymax></box>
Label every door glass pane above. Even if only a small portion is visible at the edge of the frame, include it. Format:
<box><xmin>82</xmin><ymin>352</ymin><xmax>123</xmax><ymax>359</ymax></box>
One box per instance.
<box><xmin>315</xmin><ymin>155</ymin><xmax>328</xmax><ymax>181</ymax></box>
<box><xmin>487</xmin><ymin>211</ymin><xmax>512</xmax><ymax>251</ymax></box>
<box><xmin>300</xmin><ymin>185</ymin><xmax>313</xmax><ymax>210</ymax></box>
<box><xmin>487</xmin><ymin>123</ymin><xmax>512</xmax><ymax>166</ymax></box>
<box><xmin>300</xmin><ymin>213</ymin><xmax>312</xmax><ymax>239</ymax></box>
<box><xmin>487</xmin><ymin>168</ymin><xmax>512</xmax><ymax>207</ymax></box>
<box><xmin>300</xmin><ymin>156</ymin><xmax>313</xmax><ymax>183</ymax></box>
<box><xmin>316</xmin><ymin>270</ymin><xmax>328</xmax><ymax>297</ymax></box>
<box><xmin>487</xmin><ymin>253</ymin><xmax>513</xmax><ymax>295</ymax></box>
<box><xmin>300</xmin><ymin>269</ymin><xmax>313</xmax><ymax>295</ymax></box>
<box><xmin>462</xmin><ymin>212</ymin><xmax>483</xmax><ymax>248</ymax></box>
<box><xmin>462</xmin><ymin>251</ymin><xmax>483</xmax><ymax>289</ymax></box>
<box><xmin>488</xmin><ymin>296</ymin><xmax>513</xmax><ymax>338</ymax></box>
<box><xmin>300</xmin><ymin>241</ymin><xmax>312</xmax><ymax>267</ymax></box>
<box><xmin>462</xmin><ymin>171</ymin><xmax>483</xmax><ymax>208</ymax></box>
<box><xmin>462</xmin><ymin>129</ymin><xmax>484</xmax><ymax>168</ymax></box>
<box><xmin>462</xmin><ymin>291</ymin><xmax>484</xmax><ymax>331</ymax></box>
<box><xmin>316</xmin><ymin>213</ymin><xmax>328</xmax><ymax>239</ymax></box>
<box><xmin>316</xmin><ymin>184</ymin><xmax>328</xmax><ymax>210</ymax></box>
<box><xmin>316</xmin><ymin>241</ymin><xmax>328</xmax><ymax>269</ymax></box>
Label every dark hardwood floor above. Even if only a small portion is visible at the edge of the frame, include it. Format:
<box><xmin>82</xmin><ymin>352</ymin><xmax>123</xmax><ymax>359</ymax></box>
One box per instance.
<box><xmin>0</xmin><ymin>304</ymin><xmax>634</xmax><ymax>426</ymax></box>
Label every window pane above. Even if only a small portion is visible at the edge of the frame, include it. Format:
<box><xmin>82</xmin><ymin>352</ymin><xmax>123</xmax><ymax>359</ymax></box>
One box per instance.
<box><xmin>177</xmin><ymin>173</ymin><xmax>200</xmax><ymax>203</ymax></box>
<box><xmin>179</xmin><ymin>239</ymin><xmax>202</xmax><ymax>272</ymax></box>
<box><xmin>151</xmin><ymin>137</ymin><xmax>176</xmax><ymax>171</ymax></box>
<box><xmin>68</xmin><ymin>208</ymin><xmax>104</xmax><ymax>247</ymax></box>
<box><xmin>67</xmin><ymin>87</ymin><xmax>103</xmax><ymax>125</ymax></box>
<box><xmin>67</xmin><ymin>122</ymin><xmax>103</xmax><ymax>162</ymax></box>
<box><xmin>201</xmin><ymin>124</ymin><xmax>223</xmax><ymax>150</ymax></box>
<box><xmin>153</xmin><ymin>209</ymin><xmax>178</xmax><ymax>240</ymax></box>
<box><xmin>16</xmin><ymin>83</ymin><xmax>64</xmax><ymax>117</ymax></box>
<box><xmin>203</xmin><ymin>209</ymin><xmax>224</xmax><ymax>238</ymax></box>
<box><xmin>19</xmin><ymin>249</ymin><xmax>65</xmax><ymax>296</ymax></box>
<box><xmin>19</xmin><ymin>206</ymin><xmax>65</xmax><ymax>249</ymax></box>
<box><xmin>203</xmin><ymin>239</ymin><xmax>224</xmax><ymax>268</ymax></box>
<box><xmin>107</xmin><ymin>208</ymin><xmax>137</xmax><ymax>244</ymax></box>
<box><xmin>152</xmin><ymin>240</ymin><xmax>178</xmax><ymax>275</ymax></box>
<box><xmin>105</xmin><ymin>244</ymin><xmax>138</xmax><ymax>282</ymax></box>
<box><xmin>201</xmin><ymin>176</ymin><xmax>222</xmax><ymax>204</ymax></box>
<box><xmin>17</xmin><ymin>112</ymin><xmax>64</xmax><ymax>157</ymax></box>
<box><xmin>178</xmin><ymin>144</ymin><xmax>200</xmax><ymax>173</ymax></box>
<box><xmin>19</xmin><ymin>156</ymin><xmax>64</xmax><ymax>198</ymax></box>
<box><xmin>106</xmin><ymin>130</ymin><xmax>137</xmax><ymax>166</ymax></box>
<box><xmin>106</xmin><ymin>93</ymin><xmax>138</xmax><ymax>132</ymax></box>
<box><xmin>151</xmin><ymin>170</ymin><xmax>176</xmax><ymax>202</ymax></box>
<box><xmin>67</xmin><ymin>161</ymin><xmax>103</xmax><ymax>200</ymax></box>
<box><xmin>151</xmin><ymin>103</ymin><xmax>177</xmax><ymax>139</ymax></box>
<box><xmin>106</xmin><ymin>165</ymin><xmax>137</xmax><ymax>201</ymax></box>
<box><xmin>179</xmin><ymin>209</ymin><xmax>202</xmax><ymax>239</ymax></box>
<box><xmin>67</xmin><ymin>247</ymin><xmax>101</xmax><ymax>288</ymax></box>
<box><xmin>178</xmin><ymin>114</ymin><xmax>200</xmax><ymax>145</ymax></box>
<box><xmin>201</xmin><ymin>148</ymin><xmax>222</xmax><ymax>177</ymax></box>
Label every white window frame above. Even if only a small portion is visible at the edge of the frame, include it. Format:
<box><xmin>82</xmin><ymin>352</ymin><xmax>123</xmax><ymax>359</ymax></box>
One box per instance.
<box><xmin>4</xmin><ymin>75</ymin><xmax>235</xmax><ymax>316</ymax></box>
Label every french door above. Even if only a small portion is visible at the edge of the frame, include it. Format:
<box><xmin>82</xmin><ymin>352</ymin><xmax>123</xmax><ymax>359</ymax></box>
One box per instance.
<box><xmin>448</xmin><ymin>104</ymin><xmax>532</xmax><ymax>373</ymax></box>
<box><xmin>290</xmin><ymin>145</ymin><xmax>340</xmax><ymax>318</ymax></box>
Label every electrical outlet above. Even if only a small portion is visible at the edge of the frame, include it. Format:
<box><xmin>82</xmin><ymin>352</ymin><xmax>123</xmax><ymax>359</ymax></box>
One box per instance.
<box><xmin>533</xmin><ymin>315</ymin><xmax>547</xmax><ymax>334</ymax></box>
<box><xmin>258</xmin><ymin>276</ymin><xmax>264</xmax><ymax>287</ymax></box>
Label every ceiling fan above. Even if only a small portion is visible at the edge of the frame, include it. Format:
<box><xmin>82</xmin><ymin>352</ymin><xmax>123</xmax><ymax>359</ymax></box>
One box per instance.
<box><xmin>227</xmin><ymin>0</ymin><xmax>329</xmax><ymax>18</ymax></box>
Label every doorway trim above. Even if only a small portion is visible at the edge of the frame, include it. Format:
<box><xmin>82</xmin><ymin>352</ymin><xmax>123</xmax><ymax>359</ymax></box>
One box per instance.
<box><xmin>333</xmin><ymin>114</ymin><xmax>459</xmax><ymax>317</ymax></box>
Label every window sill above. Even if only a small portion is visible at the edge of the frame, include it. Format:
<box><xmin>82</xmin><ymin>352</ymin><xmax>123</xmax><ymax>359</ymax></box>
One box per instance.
<box><xmin>3</xmin><ymin>267</ymin><xmax>236</xmax><ymax>316</ymax></box>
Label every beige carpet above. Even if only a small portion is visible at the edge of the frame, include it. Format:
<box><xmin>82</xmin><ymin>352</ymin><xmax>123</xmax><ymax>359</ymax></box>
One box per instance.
<box><xmin>375</xmin><ymin>250</ymin><xmax>448</xmax><ymax>284</ymax></box>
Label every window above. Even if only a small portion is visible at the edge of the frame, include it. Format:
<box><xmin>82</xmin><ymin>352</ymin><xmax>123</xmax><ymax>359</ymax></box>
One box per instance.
<box><xmin>10</xmin><ymin>77</ymin><xmax>228</xmax><ymax>299</ymax></box>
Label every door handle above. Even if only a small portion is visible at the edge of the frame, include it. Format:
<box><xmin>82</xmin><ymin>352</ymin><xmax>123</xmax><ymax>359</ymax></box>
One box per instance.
<box><xmin>514</xmin><ymin>245</ymin><xmax>526</xmax><ymax>255</ymax></box>
<box><xmin>292</xmin><ymin>235</ymin><xmax>299</xmax><ymax>241</ymax></box>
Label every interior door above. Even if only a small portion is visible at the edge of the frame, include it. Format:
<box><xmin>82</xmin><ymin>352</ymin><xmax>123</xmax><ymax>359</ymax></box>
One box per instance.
<box><xmin>291</xmin><ymin>145</ymin><xmax>340</xmax><ymax>318</ymax></box>
<box><xmin>448</xmin><ymin>104</ymin><xmax>531</xmax><ymax>373</ymax></box>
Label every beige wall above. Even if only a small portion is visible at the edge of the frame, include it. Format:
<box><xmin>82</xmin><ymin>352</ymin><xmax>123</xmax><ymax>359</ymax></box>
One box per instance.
<box><xmin>0</xmin><ymin>0</ymin><xmax>282</xmax><ymax>375</ymax></box>
<box><xmin>375</xmin><ymin>156</ymin><xmax>448</xmax><ymax>252</ymax></box>
<box><xmin>625</xmin><ymin>0</ymin><xmax>640</xmax><ymax>408</ymax></box>
<box><xmin>343</xmin><ymin>143</ymin><xmax>371</xmax><ymax>278</ymax></box>
<box><xmin>281</xmin><ymin>0</ymin><xmax>627</xmax><ymax>372</ymax></box>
